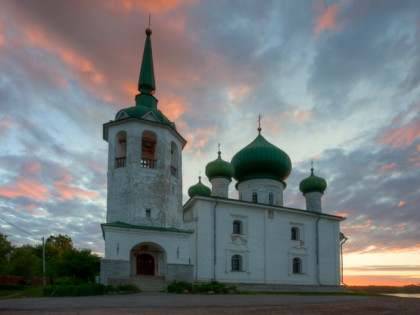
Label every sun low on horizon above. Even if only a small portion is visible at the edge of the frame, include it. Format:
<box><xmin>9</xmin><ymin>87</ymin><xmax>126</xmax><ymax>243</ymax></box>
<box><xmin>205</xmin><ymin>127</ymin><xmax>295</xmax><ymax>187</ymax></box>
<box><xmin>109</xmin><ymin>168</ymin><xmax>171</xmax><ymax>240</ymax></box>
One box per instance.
<box><xmin>0</xmin><ymin>0</ymin><xmax>419</xmax><ymax>286</ymax></box>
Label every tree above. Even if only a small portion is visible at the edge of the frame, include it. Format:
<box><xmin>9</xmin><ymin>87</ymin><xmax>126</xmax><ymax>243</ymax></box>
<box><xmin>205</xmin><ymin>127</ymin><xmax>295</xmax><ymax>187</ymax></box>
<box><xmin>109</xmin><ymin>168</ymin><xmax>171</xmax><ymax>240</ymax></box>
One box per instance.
<box><xmin>8</xmin><ymin>245</ymin><xmax>42</xmax><ymax>276</ymax></box>
<box><xmin>0</xmin><ymin>233</ymin><xmax>13</xmax><ymax>274</ymax></box>
<box><xmin>58</xmin><ymin>248</ymin><xmax>100</xmax><ymax>282</ymax></box>
<box><xmin>46</xmin><ymin>234</ymin><xmax>73</xmax><ymax>255</ymax></box>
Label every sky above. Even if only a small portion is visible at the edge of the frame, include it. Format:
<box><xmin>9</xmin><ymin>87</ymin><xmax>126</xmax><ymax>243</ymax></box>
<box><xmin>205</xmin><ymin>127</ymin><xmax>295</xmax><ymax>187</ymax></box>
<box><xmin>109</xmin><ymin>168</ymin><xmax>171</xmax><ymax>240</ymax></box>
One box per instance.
<box><xmin>0</xmin><ymin>0</ymin><xmax>419</xmax><ymax>286</ymax></box>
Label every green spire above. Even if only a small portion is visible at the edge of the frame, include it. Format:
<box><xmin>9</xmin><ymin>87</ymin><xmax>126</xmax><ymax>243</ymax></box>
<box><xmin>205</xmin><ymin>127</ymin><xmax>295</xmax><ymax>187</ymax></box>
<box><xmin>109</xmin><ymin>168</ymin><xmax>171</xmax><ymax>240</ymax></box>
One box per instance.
<box><xmin>139</xmin><ymin>28</ymin><xmax>155</xmax><ymax>94</ymax></box>
<box><xmin>135</xmin><ymin>28</ymin><xmax>158</xmax><ymax>108</ymax></box>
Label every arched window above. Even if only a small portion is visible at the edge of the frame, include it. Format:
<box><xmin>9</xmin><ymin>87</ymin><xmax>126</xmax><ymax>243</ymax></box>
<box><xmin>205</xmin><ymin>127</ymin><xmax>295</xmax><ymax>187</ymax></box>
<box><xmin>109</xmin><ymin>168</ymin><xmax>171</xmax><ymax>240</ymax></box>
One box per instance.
<box><xmin>170</xmin><ymin>142</ymin><xmax>178</xmax><ymax>177</ymax></box>
<box><xmin>252</xmin><ymin>192</ymin><xmax>258</xmax><ymax>203</ymax></box>
<box><xmin>239</xmin><ymin>193</ymin><xmax>242</xmax><ymax>201</ymax></box>
<box><xmin>141</xmin><ymin>131</ymin><xmax>157</xmax><ymax>168</ymax></box>
<box><xmin>231</xmin><ymin>255</ymin><xmax>242</xmax><ymax>271</ymax></box>
<box><xmin>115</xmin><ymin>131</ymin><xmax>127</xmax><ymax>168</ymax></box>
<box><xmin>293</xmin><ymin>257</ymin><xmax>301</xmax><ymax>274</ymax></box>
<box><xmin>291</xmin><ymin>227</ymin><xmax>299</xmax><ymax>240</ymax></box>
<box><xmin>233</xmin><ymin>220</ymin><xmax>242</xmax><ymax>234</ymax></box>
<box><xmin>269</xmin><ymin>192</ymin><xmax>274</xmax><ymax>205</ymax></box>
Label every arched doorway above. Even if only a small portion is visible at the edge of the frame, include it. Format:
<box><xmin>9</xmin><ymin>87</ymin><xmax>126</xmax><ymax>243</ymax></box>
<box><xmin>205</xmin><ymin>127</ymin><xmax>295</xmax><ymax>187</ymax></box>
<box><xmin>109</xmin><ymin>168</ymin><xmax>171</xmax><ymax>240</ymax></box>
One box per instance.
<box><xmin>131</xmin><ymin>242</ymin><xmax>166</xmax><ymax>277</ymax></box>
<box><xmin>137</xmin><ymin>253</ymin><xmax>155</xmax><ymax>275</ymax></box>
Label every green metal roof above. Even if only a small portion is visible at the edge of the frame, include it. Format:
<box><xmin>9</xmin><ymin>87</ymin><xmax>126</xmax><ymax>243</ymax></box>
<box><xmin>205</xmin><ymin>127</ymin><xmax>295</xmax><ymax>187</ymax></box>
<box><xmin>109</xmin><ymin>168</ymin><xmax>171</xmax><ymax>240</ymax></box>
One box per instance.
<box><xmin>231</xmin><ymin>131</ymin><xmax>292</xmax><ymax>185</ymax></box>
<box><xmin>115</xmin><ymin>105</ymin><xmax>175</xmax><ymax>127</ymax></box>
<box><xmin>299</xmin><ymin>168</ymin><xmax>327</xmax><ymax>195</ymax></box>
<box><xmin>188</xmin><ymin>176</ymin><xmax>212</xmax><ymax>198</ymax></box>
<box><xmin>205</xmin><ymin>151</ymin><xmax>234</xmax><ymax>181</ymax></box>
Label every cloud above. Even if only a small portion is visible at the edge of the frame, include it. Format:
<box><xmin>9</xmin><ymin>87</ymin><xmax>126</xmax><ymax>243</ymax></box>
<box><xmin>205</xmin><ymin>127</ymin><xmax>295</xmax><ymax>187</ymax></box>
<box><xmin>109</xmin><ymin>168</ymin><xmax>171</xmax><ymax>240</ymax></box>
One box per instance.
<box><xmin>118</xmin><ymin>0</ymin><xmax>196</xmax><ymax>14</ymax></box>
<box><xmin>0</xmin><ymin>178</ymin><xmax>51</xmax><ymax>202</ymax></box>
<box><xmin>0</xmin><ymin>19</ymin><xmax>4</xmax><ymax>45</ymax></box>
<box><xmin>342</xmin><ymin>219</ymin><xmax>371</xmax><ymax>230</ymax></box>
<box><xmin>313</xmin><ymin>0</ymin><xmax>343</xmax><ymax>36</ymax></box>
<box><xmin>378</xmin><ymin>163</ymin><xmax>398</xmax><ymax>172</ymax></box>
<box><xmin>378</xmin><ymin>116</ymin><xmax>420</xmax><ymax>150</ymax></box>
<box><xmin>53</xmin><ymin>173</ymin><xmax>99</xmax><ymax>201</ymax></box>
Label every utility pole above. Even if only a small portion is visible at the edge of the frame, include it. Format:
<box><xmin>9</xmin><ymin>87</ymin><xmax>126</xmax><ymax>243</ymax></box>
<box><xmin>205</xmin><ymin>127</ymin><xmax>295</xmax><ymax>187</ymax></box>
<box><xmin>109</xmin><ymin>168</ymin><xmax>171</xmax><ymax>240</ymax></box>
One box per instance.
<box><xmin>42</xmin><ymin>236</ymin><xmax>46</xmax><ymax>285</ymax></box>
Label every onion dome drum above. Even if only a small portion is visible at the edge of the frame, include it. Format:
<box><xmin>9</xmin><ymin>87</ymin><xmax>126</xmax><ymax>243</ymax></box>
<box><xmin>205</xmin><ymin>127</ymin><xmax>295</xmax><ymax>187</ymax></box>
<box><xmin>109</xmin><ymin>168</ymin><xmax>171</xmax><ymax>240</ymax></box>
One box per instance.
<box><xmin>231</xmin><ymin>132</ymin><xmax>292</xmax><ymax>185</ymax></box>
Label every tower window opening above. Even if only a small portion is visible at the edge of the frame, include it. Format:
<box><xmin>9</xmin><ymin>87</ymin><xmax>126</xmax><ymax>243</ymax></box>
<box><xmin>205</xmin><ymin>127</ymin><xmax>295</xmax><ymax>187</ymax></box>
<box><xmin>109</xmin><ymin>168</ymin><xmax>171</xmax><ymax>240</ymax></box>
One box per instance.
<box><xmin>171</xmin><ymin>142</ymin><xmax>178</xmax><ymax>177</ymax></box>
<box><xmin>269</xmin><ymin>192</ymin><xmax>274</xmax><ymax>205</ymax></box>
<box><xmin>141</xmin><ymin>131</ymin><xmax>157</xmax><ymax>168</ymax></box>
<box><xmin>233</xmin><ymin>220</ymin><xmax>242</xmax><ymax>234</ymax></box>
<box><xmin>231</xmin><ymin>255</ymin><xmax>242</xmax><ymax>271</ymax></box>
<box><xmin>252</xmin><ymin>192</ymin><xmax>258</xmax><ymax>203</ymax></box>
<box><xmin>145</xmin><ymin>209</ymin><xmax>151</xmax><ymax>218</ymax></box>
<box><xmin>115</xmin><ymin>131</ymin><xmax>127</xmax><ymax>168</ymax></box>
<box><xmin>291</xmin><ymin>227</ymin><xmax>299</xmax><ymax>240</ymax></box>
<box><xmin>293</xmin><ymin>257</ymin><xmax>302</xmax><ymax>274</ymax></box>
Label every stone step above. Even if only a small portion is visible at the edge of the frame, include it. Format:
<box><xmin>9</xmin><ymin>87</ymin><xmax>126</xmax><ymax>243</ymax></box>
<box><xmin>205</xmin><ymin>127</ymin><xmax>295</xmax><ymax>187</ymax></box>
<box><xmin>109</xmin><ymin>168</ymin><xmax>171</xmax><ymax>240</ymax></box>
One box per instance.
<box><xmin>130</xmin><ymin>275</ymin><xmax>168</xmax><ymax>292</ymax></box>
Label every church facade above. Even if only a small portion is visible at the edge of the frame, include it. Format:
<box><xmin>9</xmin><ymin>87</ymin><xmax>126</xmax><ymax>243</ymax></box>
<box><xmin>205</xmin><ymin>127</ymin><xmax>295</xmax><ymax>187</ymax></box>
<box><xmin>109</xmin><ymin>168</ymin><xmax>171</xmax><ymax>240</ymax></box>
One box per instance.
<box><xmin>100</xmin><ymin>28</ymin><xmax>345</xmax><ymax>291</ymax></box>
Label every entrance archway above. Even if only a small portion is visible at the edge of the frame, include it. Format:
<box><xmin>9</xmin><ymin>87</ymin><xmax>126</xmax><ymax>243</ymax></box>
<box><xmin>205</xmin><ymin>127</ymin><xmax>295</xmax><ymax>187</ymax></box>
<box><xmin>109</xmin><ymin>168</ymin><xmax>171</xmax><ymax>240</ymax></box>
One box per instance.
<box><xmin>137</xmin><ymin>253</ymin><xmax>155</xmax><ymax>275</ymax></box>
<box><xmin>130</xmin><ymin>242</ymin><xmax>166</xmax><ymax>277</ymax></box>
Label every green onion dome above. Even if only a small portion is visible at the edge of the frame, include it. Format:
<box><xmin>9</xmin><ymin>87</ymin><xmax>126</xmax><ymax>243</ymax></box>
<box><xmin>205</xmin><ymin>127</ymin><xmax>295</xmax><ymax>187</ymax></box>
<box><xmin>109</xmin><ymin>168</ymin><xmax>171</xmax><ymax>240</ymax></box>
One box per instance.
<box><xmin>188</xmin><ymin>176</ymin><xmax>211</xmax><ymax>198</ymax></box>
<box><xmin>205</xmin><ymin>151</ymin><xmax>234</xmax><ymax>181</ymax></box>
<box><xmin>231</xmin><ymin>131</ymin><xmax>292</xmax><ymax>185</ymax></box>
<box><xmin>299</xmin><ymin>168</ymin><xmax>327</xmax><ymax>195</ymax></box>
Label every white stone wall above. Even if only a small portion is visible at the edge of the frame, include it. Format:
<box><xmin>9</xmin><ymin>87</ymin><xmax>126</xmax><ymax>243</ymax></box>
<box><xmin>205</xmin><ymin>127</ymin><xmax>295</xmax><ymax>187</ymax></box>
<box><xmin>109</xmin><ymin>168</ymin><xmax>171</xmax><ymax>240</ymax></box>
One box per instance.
<box><xmin>237</xmin><ymin>179</ymin><xmax>284</xmax><ymax>206</ymax></box>
<box><xmin>106</xmin><ymin>119</ymin><xmax>184</xmax><ymax>228</ymax></box>
<box><xmin>186</xmin><ymin>198</ymin><xmax>342</xmax><ymax>286</ymax></box>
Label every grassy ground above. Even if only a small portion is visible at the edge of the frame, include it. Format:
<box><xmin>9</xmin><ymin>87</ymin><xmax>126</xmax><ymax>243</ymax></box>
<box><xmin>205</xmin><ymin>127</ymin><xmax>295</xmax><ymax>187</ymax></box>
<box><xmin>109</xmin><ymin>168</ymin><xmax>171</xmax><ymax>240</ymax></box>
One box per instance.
<box><xmin>0</xmin><ymin>286</ymin><xmax>44</xmax><ymax>299</ymax></box>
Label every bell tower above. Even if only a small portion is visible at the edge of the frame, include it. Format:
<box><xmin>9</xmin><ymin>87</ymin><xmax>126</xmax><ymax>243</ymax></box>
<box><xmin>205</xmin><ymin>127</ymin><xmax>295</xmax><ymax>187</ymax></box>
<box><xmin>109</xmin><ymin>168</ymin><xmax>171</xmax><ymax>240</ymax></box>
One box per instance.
<box><xmin>103</xmin><ymin>28</ymin><xmax>186</xmax><ymax>229</ymax></box>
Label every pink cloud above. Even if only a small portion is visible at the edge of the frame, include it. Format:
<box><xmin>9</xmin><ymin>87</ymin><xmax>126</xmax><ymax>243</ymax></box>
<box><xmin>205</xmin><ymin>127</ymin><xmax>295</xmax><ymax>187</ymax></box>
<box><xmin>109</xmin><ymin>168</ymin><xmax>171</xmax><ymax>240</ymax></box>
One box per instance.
<box><xmin>53</xmin><ymin>173</ymin><xmax>99</xmax><ymax>201</ymax></box>
<box><xmin>119</xmin><ymin>0</ymin><xmax>196</xmax><ymax>14</ymax></box>
<box><xmin>184</xmin><ymin>125</ymin><xmax>219</xmax><ymax>155</ymax></box>
<box><xmin>0</xmin><ymin>178</ymin><xmax>51</xmax><ymax>202</ymax></box>
<box><xmin>0</xmin><ymin>120</ymin><xmax>11</xmax><ymax>136</ymax></box>
<box><xmin>0</xmin><ymin>19</ymin><xmax>4</xmax><ymax>46</ymax></box>
<box><xmin>330</xmin><ymin>212</ymin><xmax>348</xmax><ymax>218</ymax></box>
<box><xmin>26</xmin><ymin>203</ymin><xmax>37</xmax><ymax>212</ymax></box>
<box><xmin>159</xmin><ymin>93</ymin><xmax>190</xmax><ymax>121</ymax></box>
<box><xmin>342</xmin><ymin>219</ymin><xmax>371</xmax><ymax>230</ymax></box>
<box><xmin>379</xmin><ymin>116</ymin><xmax>420</xmax><ymax>150</ymax></box>
<box><xmin>378</xmin><ymin>162</ymin><xmax>397</xmax><ymax>172</ymax></box>
<box><xmin>313</xmin><ymin>0</ymin><xmax>343</xmax><ymax>37</ymax></box>
<box><xmin>293</xmin><ymin>110</ymin><xmax>313</xmax><ymax>123</ymax></box>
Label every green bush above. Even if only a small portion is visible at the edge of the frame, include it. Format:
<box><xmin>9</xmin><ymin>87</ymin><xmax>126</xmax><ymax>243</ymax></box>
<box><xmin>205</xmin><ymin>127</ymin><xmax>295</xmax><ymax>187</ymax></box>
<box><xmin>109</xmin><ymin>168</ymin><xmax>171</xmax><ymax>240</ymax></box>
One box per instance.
<box><xmin>167</xmin><ymin>281</ymin><xmax>192</xmax><ymax>293</ymax></box>
<box><xmin>0</xmin><ymin>284</ymin><xmax>27</xmax><ymax>290</ymax></box>
<box><xmin>42</xmin><ymin>285</ymin><xmax>54</xmax><ymax>296</ymax></box>
<box><xmin>167</xmin><ymin>281</ymin><xmax>236</xmax><ymax>294</ymax></box>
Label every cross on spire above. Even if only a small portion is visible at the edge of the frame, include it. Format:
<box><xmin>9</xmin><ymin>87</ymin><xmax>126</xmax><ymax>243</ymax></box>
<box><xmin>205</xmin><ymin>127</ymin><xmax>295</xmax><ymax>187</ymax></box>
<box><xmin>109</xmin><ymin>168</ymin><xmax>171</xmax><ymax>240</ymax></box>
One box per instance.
<box><xmin>311</xmin><ymin>161</ymin><xmax>314</xmax><ymax>174</ymax></box>
<box><xmin>257</xmin><ymin>114</ymin><xmax>262</xmax><ymax>134</ymax></box>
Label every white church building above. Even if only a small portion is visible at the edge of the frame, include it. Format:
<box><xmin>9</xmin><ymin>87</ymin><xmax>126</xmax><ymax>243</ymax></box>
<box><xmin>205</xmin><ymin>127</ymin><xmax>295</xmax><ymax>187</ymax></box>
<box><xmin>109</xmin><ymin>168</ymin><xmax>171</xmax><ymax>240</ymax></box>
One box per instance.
<box><xmin>100</xmin><ymin>28</ymin><xmax>345</xmax><ymax>292</ymax></box>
